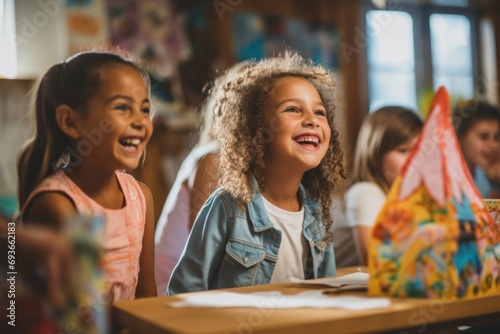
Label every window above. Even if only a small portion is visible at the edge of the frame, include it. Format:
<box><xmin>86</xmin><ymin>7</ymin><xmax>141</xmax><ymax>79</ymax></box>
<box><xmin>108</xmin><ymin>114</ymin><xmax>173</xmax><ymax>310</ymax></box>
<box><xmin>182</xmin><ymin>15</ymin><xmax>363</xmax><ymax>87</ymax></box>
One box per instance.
<box><xmin>366</xmin><ymin>10</ymin><xmax>417</xmax><ymax>111</ymax></box>
<box><xmin>430</xmin><ymin>14</ymin><xmax>474</xmax><ymax>100</ymax></box>
<box><xmin>365</xmin><ymin>2</ymin><xmax>480</xmax><ymax>114</ymax></box>
<box><xmin>0</xmin><ymin>0</ymin><xmax>16</xmax><ymax>78</ymax></box>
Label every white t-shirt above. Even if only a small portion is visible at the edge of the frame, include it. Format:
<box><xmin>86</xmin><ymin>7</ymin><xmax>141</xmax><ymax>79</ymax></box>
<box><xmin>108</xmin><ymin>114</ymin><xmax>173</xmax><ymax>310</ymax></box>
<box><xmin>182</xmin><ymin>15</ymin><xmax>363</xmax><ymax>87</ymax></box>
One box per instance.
<box><xmin>333</xmin><ymin>182</ymin><xmax>386</xmax><ymax>268</ymax></box>
<box><xmin>262</xmin><ymin>197</ymin><xmax>308</xmax><ymax>283</ymax></box>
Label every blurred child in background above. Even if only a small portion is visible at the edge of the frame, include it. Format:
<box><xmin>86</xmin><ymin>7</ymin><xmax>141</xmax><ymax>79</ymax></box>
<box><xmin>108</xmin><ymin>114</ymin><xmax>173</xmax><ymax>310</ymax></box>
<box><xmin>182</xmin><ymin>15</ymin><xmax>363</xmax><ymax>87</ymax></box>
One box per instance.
<box><xmin>154</xmin><ymin>60</ymin><xmax>255</xmax><ymax>295</ymax></box>
<box><xmin>337</xmin><ymin>107</ymin><xmax>422</xmax><ymax>267</ymax></box>
<box><xmin>453</xmin><ymin>100</ymin><xmax>500</xmax><ymax>198</ymax></box>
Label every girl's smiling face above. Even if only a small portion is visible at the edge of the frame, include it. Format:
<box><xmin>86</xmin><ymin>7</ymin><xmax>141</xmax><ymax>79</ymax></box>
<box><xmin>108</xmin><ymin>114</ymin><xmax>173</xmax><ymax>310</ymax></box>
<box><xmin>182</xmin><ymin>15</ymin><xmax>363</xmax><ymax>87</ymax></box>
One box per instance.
<box><xmin>262</xmin><ymin>76</ymin><xmax>331</xmax><ymax>175</ymax></box>
<box><xmin>75</xmin><ymin>65</ymin><xmax>153</xmax><ymax>171</ymax></box>
<box><xmin>460</xmin><ymin>119</ymin><xmax>500</xmax><ymax>170</ymax></box>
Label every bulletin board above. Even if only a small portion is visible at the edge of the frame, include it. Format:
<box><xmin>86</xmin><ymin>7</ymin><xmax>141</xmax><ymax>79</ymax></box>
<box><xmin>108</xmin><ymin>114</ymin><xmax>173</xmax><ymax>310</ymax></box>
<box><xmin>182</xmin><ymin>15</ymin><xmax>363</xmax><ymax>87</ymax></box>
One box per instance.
<box><xmin>105</xmin><ymin>0</ymin><xmax>190</xmax><ymax>78</ymax></box>
<box><xmin>66</xmin><ymin>0</ymin><xmax>109</xmax><ymax>55</ymax></box>
<box><xmin>232</xmin><ymin>12</ymin><xmax>340</xmax><ymax>70</ymax></box>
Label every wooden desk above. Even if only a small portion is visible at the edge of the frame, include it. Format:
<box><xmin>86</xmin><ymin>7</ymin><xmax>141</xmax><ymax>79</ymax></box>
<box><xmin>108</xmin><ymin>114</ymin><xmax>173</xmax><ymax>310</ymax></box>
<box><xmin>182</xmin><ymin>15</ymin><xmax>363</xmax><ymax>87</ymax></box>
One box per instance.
<box><xmin>113</xmin><ymin>268</ymin><xmax>500</xmax><ymax>334</ymax></box>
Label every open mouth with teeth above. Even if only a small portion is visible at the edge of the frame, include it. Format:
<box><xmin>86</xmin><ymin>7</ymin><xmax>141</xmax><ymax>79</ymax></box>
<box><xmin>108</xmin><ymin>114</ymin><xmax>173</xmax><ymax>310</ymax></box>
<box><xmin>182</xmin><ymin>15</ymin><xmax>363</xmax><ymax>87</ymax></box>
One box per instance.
<box><xmin>119</xmin><ymin>137</ymin><xmax>142</xmax><ymax>150</ymax></box>
<box><xmin>294</xmin><ymin>135</ymin><xmax>320</xmax><ymax>148</ymax></box>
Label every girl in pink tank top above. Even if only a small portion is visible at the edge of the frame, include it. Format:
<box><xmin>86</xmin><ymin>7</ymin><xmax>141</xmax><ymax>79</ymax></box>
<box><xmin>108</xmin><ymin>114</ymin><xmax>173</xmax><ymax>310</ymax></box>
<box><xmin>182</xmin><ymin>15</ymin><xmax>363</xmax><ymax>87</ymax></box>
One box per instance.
<box><xmin>18</xmin><ymin>51</ymin><xmax>157</xmax><ymax>301</ymax></box>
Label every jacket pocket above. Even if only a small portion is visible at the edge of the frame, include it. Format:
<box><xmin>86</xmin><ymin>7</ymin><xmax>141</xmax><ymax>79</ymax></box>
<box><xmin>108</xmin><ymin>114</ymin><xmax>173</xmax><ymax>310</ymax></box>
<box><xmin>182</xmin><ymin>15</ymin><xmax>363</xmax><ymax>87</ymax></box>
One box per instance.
<box><xmin>222</xmin><ymin>239</ymin><xmax>265</xmax><ymax>287</ymax></box>
<box><xmin>306</xmin><ymin>238</ymin><xmax>328</xmax><ymax>277</ymax></box>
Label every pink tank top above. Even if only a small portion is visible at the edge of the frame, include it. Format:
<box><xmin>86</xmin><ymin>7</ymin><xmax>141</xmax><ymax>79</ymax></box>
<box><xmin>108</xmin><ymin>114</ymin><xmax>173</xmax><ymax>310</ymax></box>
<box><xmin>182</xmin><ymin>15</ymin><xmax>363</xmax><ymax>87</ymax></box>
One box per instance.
<box><xmin>24</xmin><ymin>170</ymin><xmax>146</xmax><ymax>301</ymax></box>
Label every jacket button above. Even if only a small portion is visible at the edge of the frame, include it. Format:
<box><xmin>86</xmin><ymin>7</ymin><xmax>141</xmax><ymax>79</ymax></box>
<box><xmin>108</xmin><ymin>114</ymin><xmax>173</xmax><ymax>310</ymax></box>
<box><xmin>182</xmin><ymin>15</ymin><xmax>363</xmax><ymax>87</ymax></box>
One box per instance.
<box><xmin>244</xmin><ymin>254</ymin><xmax>248</xmax><ymax>263</ymax></box>
<box><xmin>273</xmin><ymin>233</ymin><xmax>278</xmax><ymax>238</ymax></box>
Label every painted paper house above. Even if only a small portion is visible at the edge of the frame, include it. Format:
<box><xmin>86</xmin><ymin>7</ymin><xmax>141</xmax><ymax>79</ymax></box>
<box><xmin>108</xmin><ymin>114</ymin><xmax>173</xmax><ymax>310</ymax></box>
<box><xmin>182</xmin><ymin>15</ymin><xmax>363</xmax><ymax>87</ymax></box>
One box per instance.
<box><xmin>368</xmin><ymin>87</ymin><xmax>500</xmax><ymax>299</ymax></box>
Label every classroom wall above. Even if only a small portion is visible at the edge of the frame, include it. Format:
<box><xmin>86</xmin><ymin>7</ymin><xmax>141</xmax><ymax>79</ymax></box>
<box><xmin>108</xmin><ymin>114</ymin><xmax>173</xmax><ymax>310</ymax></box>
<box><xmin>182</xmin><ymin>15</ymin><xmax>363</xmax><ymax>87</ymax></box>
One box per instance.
<box><xmin>200</xmin><ymin>0</ymin><xmax>500</xmax><ymax>149</ymax></box>
<box><xmin>0</xmin><ymin>79</ymin><xmax>32</xmax><ymax>217</ymax></box>
<box><xmin>14</xmin><ymin>0</ymin><xmax>69</xmax><ymax>79</ymax></box>
<box><xmin>2</xmin><ymin>0</ymin><xmax>500</xmax><ymax>220</ymax></box>
<box><xmin>202</xmin><ymin>0</ymin><xmax>368</xmax><ymax>151</ymax></box>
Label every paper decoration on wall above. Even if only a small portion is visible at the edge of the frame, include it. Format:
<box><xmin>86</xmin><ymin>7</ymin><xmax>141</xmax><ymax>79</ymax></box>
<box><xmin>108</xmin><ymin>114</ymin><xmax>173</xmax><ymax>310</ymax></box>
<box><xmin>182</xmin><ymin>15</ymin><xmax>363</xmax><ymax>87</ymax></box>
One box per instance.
<box><xmin>106</xmin><ymin>0</ymin><xmax>190</xmax><ymax>77</ymax></box>
<box><xmin>66</xmin><ymin>0</ymin><xmax>109</xmax><ymax>54</ymax></box>
<box><xmin>233</xmin><ymin>12</ymin><xmax>339</xmax><ymax>70</ymax></box>
<box><xmin>368</xmin><ymin>86</ymin><xmax>500</xmax><ymax>299</ymax></box>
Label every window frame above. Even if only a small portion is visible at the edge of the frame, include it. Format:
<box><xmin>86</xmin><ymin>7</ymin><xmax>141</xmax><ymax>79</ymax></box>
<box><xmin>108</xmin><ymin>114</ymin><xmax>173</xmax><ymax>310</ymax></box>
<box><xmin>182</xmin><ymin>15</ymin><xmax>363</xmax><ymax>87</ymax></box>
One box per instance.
<box><xmin>362</xmin><ymin>0</ymin><xmax>481</xmax><ymax>112</ymax></box>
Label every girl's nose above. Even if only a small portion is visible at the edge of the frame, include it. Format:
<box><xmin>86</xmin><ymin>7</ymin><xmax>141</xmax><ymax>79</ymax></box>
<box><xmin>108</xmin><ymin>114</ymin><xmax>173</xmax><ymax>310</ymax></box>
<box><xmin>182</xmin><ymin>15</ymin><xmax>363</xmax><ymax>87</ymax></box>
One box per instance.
<box><xmin>303</xmin><ymin>111</ymin><xmax>319</xmax><ymax>128</ymax></box>
<box><xmin>132</xmin><ymin>110</ymin><xmax>147</xmax><ymax>128</ymax></box>
<box><xmin>132</xmin><ymin>121</ymin><xmax>144</xmax><ymax>129</ymax></box>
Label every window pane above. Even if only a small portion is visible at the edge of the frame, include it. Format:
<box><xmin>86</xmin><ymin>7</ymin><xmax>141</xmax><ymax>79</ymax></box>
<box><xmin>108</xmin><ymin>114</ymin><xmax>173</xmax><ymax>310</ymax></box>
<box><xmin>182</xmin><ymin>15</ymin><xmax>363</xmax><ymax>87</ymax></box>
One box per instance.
<box><xmin>430</xmin><ymin>14</ymin><xmax>472</xmax><ymax>71</ymax></box>
<box><xmin>366</xmin><ymin>10</ymin><xmax>416</xmax><ymax>111</ymax></box>
<box><xmin>433</xmin><ymin>74</ymin><xmax>474</xmax><ymax>100</ymax></box>
<box><xmin>366</xmin><ymin>11</ymin><xmax>414</xmax><ymax>69</ymax></box>
<box><xmin>368</xmin><ymin>71</ymin><xmax>417</xmax><ymax>112</ymax></box>
<box><xmin>0</xmin><ymin>0</ymin><xmax>17</xmax><ymax>78</ymax></box>
<box><xmin>430</xmin><ymin>14</ymin><xmax>474</xmax><ymax>99</ymax></box>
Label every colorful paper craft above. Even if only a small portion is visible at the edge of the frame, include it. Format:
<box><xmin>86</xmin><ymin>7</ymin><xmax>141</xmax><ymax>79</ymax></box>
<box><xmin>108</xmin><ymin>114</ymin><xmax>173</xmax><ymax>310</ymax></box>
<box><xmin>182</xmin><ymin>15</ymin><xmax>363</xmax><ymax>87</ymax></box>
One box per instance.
<box><xmin>368</xmin><ymin>87</ymin><xmax>500</xmax><ymax>299</ymax></box>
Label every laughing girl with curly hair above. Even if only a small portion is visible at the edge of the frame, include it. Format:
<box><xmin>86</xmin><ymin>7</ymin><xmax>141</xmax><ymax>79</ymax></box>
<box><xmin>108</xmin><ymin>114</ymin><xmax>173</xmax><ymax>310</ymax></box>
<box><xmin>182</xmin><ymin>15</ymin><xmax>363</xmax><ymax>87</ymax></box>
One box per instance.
<box><xmin>168</xmin><ymin>51</ymin><xmax>346</xmax><ymax>294</ymax></box>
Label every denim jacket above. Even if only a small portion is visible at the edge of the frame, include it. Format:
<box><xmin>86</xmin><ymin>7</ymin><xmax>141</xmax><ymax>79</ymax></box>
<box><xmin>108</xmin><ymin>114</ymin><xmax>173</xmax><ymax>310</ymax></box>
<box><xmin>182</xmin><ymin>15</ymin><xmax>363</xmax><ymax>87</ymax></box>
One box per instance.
<box><xmin>167</xmin><ymin>183</ymin><xmax>336</xmax><ymax>295</ymax></box>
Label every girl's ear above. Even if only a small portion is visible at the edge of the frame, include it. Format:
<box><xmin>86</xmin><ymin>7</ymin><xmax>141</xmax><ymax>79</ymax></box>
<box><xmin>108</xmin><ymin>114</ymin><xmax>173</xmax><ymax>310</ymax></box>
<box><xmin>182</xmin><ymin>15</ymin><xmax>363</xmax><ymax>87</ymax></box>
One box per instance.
<box><xmin>55</xmin><ymin>104</ymin><xmax>80</xmax><ymax>139</ymax></box>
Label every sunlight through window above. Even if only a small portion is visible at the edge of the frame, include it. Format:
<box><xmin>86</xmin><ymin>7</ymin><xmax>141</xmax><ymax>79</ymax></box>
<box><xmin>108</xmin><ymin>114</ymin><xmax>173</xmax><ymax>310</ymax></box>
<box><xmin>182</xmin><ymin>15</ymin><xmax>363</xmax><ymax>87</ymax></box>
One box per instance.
<box><xmin>366</xmin><ymin>10</ymin><xmax>416</xmax><ymax>112</ymax></box>
<box><xmin>430</xmin><ymin>14</ymin><xmax>473</xmax><ymax>100</ymax></box>
<box><xmin>0</xmin><ymin>0</ymin><xmax>16</xmax><ymax>78</ymax></box>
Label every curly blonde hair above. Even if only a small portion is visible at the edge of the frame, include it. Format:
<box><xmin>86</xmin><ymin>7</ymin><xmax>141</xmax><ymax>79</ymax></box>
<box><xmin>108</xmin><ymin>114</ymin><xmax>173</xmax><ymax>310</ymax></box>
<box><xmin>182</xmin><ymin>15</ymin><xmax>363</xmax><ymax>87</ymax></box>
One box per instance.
<box><xmin>198</xmin><ymin>60</ymin><xmax>256</xmax><ymax>145</ymax></box>
<box><xmin>214</xmin><ymin>51</ymin><xmax>346</xmax><ymax>241</ymax></box>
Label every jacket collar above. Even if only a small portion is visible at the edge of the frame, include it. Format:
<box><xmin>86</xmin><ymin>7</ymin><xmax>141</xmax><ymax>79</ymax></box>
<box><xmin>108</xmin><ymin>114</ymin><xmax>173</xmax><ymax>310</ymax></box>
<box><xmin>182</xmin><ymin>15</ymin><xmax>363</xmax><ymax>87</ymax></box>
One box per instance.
<box><xmin>247</xmin><ymin>178</ymin><xmax>321</xmax><ymax>233</ymax></box>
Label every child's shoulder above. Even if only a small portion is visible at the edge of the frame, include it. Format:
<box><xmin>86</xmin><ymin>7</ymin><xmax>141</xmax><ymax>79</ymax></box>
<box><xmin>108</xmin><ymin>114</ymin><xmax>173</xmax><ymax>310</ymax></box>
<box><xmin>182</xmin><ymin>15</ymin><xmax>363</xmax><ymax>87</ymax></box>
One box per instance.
<box><xmin>208</xmin><ymin>187</ymin><xmax>233</xmax><ymax>203</ymax></box>
<box><xmin>116</xmin><ymin>170</ymin><xmax>137</xmax><ymax>181</ymax></box>
<box><xmin>22</xmin><ymin>171</ymin><xmax>76</xmax><ymax>227</ymax></box>
<box><xmin>31</xmin><ymin>170</ymin><xmax>75</xmax><ymax>195</ymax></box>
<box><xmin>23</xmin><ymin>191</ymin><xmax>75</xmax><ymax>228</ymax></box>
<box><xmin>116</xmin><ymin>170</ymin><xmax>145</xmax><ymax>189</ymax></box>
<box><xmin>204</xmin><ymin>187</ymin><xmax>245</xmax><ymax>214</ymax></box>
<box><xmin>115</xmin><ymin>171</ymin><xmax>150</xmax><ymax>203</ymax></box>
<box><xmin>346</xmin><ymin>182</ymin><xmax>384</xmax><ymax>199</ymax></box>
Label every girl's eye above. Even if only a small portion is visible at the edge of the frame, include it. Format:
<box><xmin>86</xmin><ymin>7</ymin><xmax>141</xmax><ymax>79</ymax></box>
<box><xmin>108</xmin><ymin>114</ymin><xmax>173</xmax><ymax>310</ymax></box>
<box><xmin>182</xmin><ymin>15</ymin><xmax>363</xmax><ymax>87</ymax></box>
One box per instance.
<box><xmin>479</xmin><ymin>134</ymin><xmax>489</xmax><ymax>140</ymax></box>
<box><xmin>315</xmin><ymin>110</ymin><xmax>326</xmax><ymax>116</ymax></box>
<box><xmin>115</xmin><ymin>104</ymin><xmax>130</xmax><ymax>111</ymax></box>
<box><xmin>141</xmin><ymin>107</ymin><xmax>151</xmax><ymax>114</ymax></box>
<box><xmin>285</xmin><ymin>107</ymin><xmax>299</xmax><ymax>113</ymax></box>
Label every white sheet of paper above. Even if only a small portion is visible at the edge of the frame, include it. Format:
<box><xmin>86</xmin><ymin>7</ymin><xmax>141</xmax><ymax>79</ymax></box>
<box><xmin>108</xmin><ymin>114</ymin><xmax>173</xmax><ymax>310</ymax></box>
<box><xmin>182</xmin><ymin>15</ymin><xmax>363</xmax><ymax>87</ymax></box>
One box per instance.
<box><xmin>289</xmin><ymin>272</ymin><xmax>369</xmax><ymax>287</ymax></box>
<box><xmin>169</xmin><ymin>290</ymin><xmax>390</xmax><ymax>310</ymax></box>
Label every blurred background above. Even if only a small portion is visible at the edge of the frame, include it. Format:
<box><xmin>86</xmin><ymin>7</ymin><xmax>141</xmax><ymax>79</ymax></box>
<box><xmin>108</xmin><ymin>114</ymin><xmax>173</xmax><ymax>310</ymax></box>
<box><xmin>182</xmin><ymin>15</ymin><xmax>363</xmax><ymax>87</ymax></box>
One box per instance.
<box><xmin>1</xmin><ymin>0</ymin><xmax>499</xmax><ymax>222</ymax></box>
